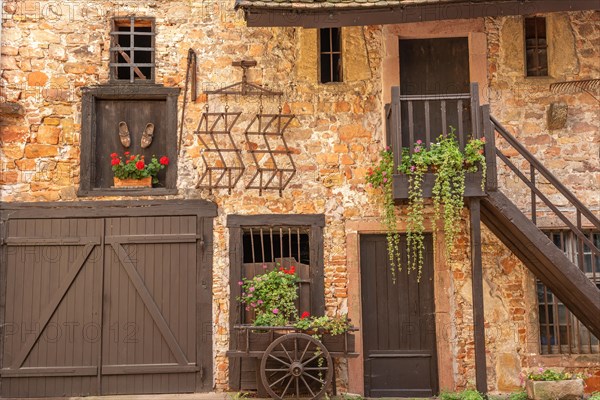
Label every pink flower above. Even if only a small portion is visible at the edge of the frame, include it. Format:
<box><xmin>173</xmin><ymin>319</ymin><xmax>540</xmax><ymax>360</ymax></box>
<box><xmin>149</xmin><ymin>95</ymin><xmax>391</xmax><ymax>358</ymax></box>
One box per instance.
<box><xmin>238</xmin><ymin>281</ymin><xmax>243</xmax><ymax>285</ymax></box>
<box><xmin>250</xmin><ymin>302</ymin><xmax>256</xmax><ymax>308</ymax></box>
<box><xmin>368</xmin><ymin>183</ymin><xmax>372</xmax><ymax>188</ymax></box>
<box><xmin>262</xmin><ymin>263</ymin><xmax>267</xmax><ymax>269</ymax></box>
<box><xmin>257</xmin><ymin>300</ymin><xmax>263</xmax><ymax>305</ymax></box>
<box><xmin>249</xmin><ymin>287</ymin><xmax>255</xmax><ymax>292</ymax></box>
<box><xmin>381</xmin><ymin>171</ymin><xmax>386</xmax><ymax>176</ymax></box>
<box><xmin>383</xmin><ymin>178</ymin><xmax>388</xmax><ymax>183</ymax></box>
<box><xmin>416</xmin><ymin>140</ymin><xmax>422</xmax><ymax>145</ymax></box>
<box><xmin>414</xmin><ymin>146</ymin><xmax>421</xmax><ymax>153</ymax></box>
<box><xmin>385</xmin><ymin>146</ymin><xmax>390</xmax><ymax>151</ymax></box>
<box><xmin>272</xmin><ymin>308</ymin><xmax>279</xmax><ymax>314</ymax></box>
<box><xmin>245</xmin><ymin>307</ymin><xmax>250</xmax><ymax>311</ymax></box>
<box><xmin>410</xmin><ymin>165</ymin><xmax>416</xmax><ymax>172</ymax></box>
<box><xmin>481</xmin><ymin>137</ymin><xmax>486</xmax><ymax>143</ymax></box>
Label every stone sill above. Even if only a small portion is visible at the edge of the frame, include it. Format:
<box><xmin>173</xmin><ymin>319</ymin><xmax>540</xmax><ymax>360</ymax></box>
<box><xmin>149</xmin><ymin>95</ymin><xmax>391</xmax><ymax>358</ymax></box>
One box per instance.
<box><xmin>392</xmin><ymin>172</ymin><xmax>485</xmax><ymax>200</ymax></box>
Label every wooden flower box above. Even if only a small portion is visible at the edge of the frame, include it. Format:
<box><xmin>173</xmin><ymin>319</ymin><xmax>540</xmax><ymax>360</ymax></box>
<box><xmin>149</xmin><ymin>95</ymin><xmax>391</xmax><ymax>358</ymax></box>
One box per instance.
<box><xmin>392</xmin><ymin>171</ymin><xmax>484</xmax><ymax>200</ymax></box>
<box><xmin>113</xmin><ymin>176</ymin><xmax>152</xmax><ymax>188</ymax></box>
<box><xmin>525</xmin><ymin>379</ymin><xmax>584</xmax><ymax>400</ymax></box>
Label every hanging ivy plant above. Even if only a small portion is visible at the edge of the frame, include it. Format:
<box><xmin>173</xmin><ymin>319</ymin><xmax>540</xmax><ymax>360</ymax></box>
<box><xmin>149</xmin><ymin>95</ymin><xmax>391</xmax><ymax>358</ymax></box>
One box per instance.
<box><xmin>366</xmin><ymin>148</ymin><xmax>401</xmax><ymax>282</ymax></box>
<box><xmin>367</xmin><ymin>132</ymin><xmax>487</xmax><ymax>281</ymax></box>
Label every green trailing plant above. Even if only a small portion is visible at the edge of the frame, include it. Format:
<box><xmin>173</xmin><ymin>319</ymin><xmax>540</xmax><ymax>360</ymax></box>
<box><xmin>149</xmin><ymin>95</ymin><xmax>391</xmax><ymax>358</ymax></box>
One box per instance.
<box><xmin>402</xmin><ymin>142</ymin><xmax>428</xmax><ymax>279</ymax></box>
<box><xmin>430</xmin><ymin>130</ymin><xmax>467</xmax><ymax>258</ymax></box>
<box><xmin>366</xmin><ymin>147</ymin><xmax>401</xmax><ymax>281</ymax></box>
<box><xmin>463</xmin><ymin>136</ymin><xmax>487</xmax><ymax>191</ymax></box>
<box><xmin>227</xmin><ymin>391</ymin><xmax>250</xmax><ymax>400</ymax></box>
<box><xmin>589</xmin><ymin>392</ymin><xmax>600</xmax><ymax>400</ymax></box>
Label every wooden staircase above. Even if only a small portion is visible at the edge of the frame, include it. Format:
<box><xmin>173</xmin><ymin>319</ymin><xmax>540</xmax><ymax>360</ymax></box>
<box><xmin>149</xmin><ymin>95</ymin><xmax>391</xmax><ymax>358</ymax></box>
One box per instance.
<box><xmin>482</xmin><ymin>115</ymin><xmax>600</xmax><ymax>339</ymax></box>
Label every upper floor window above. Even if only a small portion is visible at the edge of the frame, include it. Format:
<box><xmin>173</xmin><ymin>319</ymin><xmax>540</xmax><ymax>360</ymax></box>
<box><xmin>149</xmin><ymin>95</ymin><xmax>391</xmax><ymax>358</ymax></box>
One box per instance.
<box><xmin>524</xmin><ymin>16</ymin><xmax>548</xmax><ymax>77</ymax></box>
<box><xmin>319</xmin><ymin>28</ymin><xmax>342</xmax><ymax>83</ymax></box>
<box><xmin>110</xmin><ymin>17</ymin><xmax>155</xmax><ymax>83</ymax></box>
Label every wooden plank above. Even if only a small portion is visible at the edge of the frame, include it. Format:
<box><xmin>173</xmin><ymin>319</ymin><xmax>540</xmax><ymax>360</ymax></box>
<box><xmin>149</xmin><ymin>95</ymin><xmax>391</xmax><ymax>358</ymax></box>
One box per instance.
<box><xmin>9</xmin><ymin>243</ymin><xmax>96</xmax><ymax>370</ymax></box>
<box><xmin>102</xmin><ymin>364</ymin><xmax>199</xmax><ymax>375</ymax></box>
<box><xmin>105</xmin><ymin>234</ymin><xmax>200</xmax><ymax>244</ymax></box>
<box><xmin>242</xmin><ymin>0</ymin><xmax>599</xmax><ymax>27</ymax></box>
<box><xmin>228</xmin><ymin>227</ymin><xmax>243</xmax><ymax>391</ymax></box>
<box><xmin>469</xmin><ymin>198</ymin><xmax>488</xmax><ymax>394</ymax></box>
<box><xmin>1</xmin><ymin>367</ymin><xmax>98</xmax><ymax>377</ymax></box>
<box><xmin>1</xmin><ymin>200</ymin><xmax>217</xmax><ymax>219</ymax></box>
<box><xmin>309</xmin><ymin>225</ymin><xmax>325</xmax><ymax>316</ymax></box>
<box><xmin>481</xmin><ymin>105</ymin><xmax>497</xmax><ymax>191</ymax></box>
<box><xmin>227</xmin><ymin>214</ymin><xmax>325</xmax><ymax>228</ymax></box>
<box><xmin>5</xmin><ymin>237</ymin><xmax>101</xmax><ymax>245</ymax></box>
<box><xmin>197</xmin><ymin>217</ymin><xmax>214</xmax><ymax>391</ymax></box>
<box><xmin>110</xmin><ymin>243</ymin><xmax>188</xmax><ymax>366</ymax></box>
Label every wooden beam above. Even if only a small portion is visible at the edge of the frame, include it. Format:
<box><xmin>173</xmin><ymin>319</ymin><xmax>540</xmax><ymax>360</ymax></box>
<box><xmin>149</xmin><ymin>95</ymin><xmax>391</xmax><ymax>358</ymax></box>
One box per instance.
<box><xmin>469</xmin><ymin>198</ymin><xmax>488</xmax><ymax>394</ymax></box>
<box><xmin>242</xmin><ymin>0</ymin><xmax>599</xmax><ymax>28</ymax></box>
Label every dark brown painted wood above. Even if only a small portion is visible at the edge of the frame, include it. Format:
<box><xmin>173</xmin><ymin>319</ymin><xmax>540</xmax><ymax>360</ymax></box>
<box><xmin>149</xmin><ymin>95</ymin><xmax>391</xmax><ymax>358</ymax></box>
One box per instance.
<box><xmin>481</xmin><ymin>191</ymin><xmax>600</xmax><ymax>338</ymax></box>
<box><xmin>481</xmin><ymin>105</ymin><xmax>498</xmax><ymax>191</ymax></box>
<box><xmin>227</xmin><ymin>214</ymin><xmax>325</xmax><ymax>228</ymax></box>
<box><xmin>469</xmin><ymin>198</ymin><xmax>488</xmax><ymax>394</ymax></box>
<box><xmin>399</xmin><ymin>38</ymin><xmax>471</xmax><ymax>146</ymax></box>
<box><xmin>393</xmin><ymin>172</ymin><xmax>485</xmax><ymax>200</ymax></box>
<box><xmin>242</xmin><ymin>0</ymin><xmax>600</xmax><ymax>28</ymax></box>
<box><xmin>226</xmin><ymin>214</ymin><xmax>326</xmax><ymax>392</ymax></box>
<box><xmin>79</xmin><ymin>85</ymin><xmax>180</xmax><ymax>197</ymax></box>
<box><xmin>0</xmin><ymin>203</ymin><xmax>215</xmax><ymax>397</ymax></box>
<box><xmin>360</xmin><ymin>234</ymin><xmax>438</xmax><ymax>397</ymax></box>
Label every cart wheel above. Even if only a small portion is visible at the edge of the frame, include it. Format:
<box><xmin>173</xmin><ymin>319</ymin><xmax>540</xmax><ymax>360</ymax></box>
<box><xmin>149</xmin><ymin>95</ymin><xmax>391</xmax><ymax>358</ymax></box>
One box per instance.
<box><xmin>260</xmin><ymin>333</ymin><xmax>333</xmax><ymax>399</ymax></box>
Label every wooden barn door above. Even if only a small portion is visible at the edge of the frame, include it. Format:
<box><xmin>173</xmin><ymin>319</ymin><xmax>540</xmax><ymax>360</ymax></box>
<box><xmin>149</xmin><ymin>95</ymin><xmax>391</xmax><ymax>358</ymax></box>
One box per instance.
<box><xmin>0</xmin><ymin>201</ymin><xmax>215</xmax><ymax>398</ymax></box>
<box><xmin>1</xmin><ymin>218</ymin><xmax>104</xmax><ymax>397</ymax></box>
<box><xmin>100</xmin><ymin>215</ymin><xmax>205</xmax><ymax>394</ymax></box>
<box><xmin>360</xmin><ymin>234</ymin><xmax>438</xmax><ymax>397</ymax></box>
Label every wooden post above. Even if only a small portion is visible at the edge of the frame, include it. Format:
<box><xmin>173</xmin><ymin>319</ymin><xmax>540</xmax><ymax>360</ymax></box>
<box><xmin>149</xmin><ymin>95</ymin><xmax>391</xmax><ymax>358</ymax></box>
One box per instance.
<box><xmin>470</xmin><ymin>197</ymin><xmax>488</xmax><ymax>394</ymax></box>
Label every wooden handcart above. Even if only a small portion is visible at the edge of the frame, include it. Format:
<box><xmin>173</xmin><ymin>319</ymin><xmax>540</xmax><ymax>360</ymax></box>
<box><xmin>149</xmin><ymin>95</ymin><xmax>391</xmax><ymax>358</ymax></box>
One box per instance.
<box><xmin>227</xmin><ymin>325</ymin><xmax>359</xmax><ymax>399</ymax></box>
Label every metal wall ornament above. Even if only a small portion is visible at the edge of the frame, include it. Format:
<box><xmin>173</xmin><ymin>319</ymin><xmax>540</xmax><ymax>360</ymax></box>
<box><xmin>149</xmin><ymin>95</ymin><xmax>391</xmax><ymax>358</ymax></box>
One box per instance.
<box><xmin>194</xmin><ymin>60</ymin><xmax>297</xmax><ymax>195</ymax></box>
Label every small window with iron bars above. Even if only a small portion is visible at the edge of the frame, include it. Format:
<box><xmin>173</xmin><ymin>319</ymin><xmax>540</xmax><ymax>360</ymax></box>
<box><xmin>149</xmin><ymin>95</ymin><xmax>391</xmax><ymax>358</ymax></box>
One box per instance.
<box><xmin>538</xmin><ymin>230</ymin><xmax>599</xmax><ymax>354</ymax></box>
<box><xmin>110</xmin><ymin>17</ymin><xmax>156</xmax><ymax>83</ymax></box>
<box><xmin>240</xmin><ymin>226</ymin><xmax>313</xmax><ymax>323</ymax></box>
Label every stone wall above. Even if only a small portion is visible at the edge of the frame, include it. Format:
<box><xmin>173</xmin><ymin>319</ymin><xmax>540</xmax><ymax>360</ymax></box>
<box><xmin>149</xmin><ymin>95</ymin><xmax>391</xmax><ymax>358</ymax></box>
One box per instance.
<box><xmin>1</xmin><ymin>1</ymin><xmax>598</xmax><ymax>395</ymax></box>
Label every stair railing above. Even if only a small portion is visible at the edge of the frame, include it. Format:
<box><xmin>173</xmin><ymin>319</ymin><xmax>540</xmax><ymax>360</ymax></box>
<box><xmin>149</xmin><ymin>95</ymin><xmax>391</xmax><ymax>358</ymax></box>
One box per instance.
<box><xmin>488</xmin><ymin>114</ymin><xmax>600</xmax><ymax>283</ymax></box>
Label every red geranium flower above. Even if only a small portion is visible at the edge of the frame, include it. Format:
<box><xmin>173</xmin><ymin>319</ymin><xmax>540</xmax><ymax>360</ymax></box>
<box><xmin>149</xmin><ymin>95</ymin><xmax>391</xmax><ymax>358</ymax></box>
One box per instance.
<box><xmin>124</xmin><ymin>151</ymin><xmax>130</xmax><ymax>155</ymax></box>
<box><xmin>159</xmin><ymin>156</ymin><xmax>169</xmax><ymax>166</ymax></box>
<box><xmin>135</xmin><ymin>160</ymin><xmax>145</xmax><ymax>170</ymax></box>
<box><xmin>111</xmin><ymin>158</ymin><xmax>120</xmax><ymax>166</ymax></box>
<box><xmin>301</xmin><ymin>311</ymin><xmax>310</xmax><ymax>319</ymax></box>
<box><xmin>110</xmin><ymin>152</ymin><xmax>118</xmax><ymax>158</ymax></box>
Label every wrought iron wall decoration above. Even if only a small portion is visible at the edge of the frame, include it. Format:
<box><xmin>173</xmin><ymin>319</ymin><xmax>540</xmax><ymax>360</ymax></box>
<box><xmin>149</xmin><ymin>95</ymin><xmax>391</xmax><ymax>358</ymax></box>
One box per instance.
<box><xmin>194</xmin><ymin>60</ymin><xmax>297</xmax><ymax>194</ymax></box>
<box><xmin>195</xmin><ymin>111</ymin><xmax>244</xmax><ymax>192</ymax></box>
<box><xmin>244</xmin><ymin>113</ymin><xmax>296</xmax><ymax>196</ymax></box>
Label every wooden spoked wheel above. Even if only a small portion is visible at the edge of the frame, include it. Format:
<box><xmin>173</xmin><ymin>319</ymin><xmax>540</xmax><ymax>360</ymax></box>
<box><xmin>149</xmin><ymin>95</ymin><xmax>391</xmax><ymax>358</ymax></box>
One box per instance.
<box><xmin>260</xmin><ymin>333</ymin><xmax>333</xmax><ymax>399</ymax></box>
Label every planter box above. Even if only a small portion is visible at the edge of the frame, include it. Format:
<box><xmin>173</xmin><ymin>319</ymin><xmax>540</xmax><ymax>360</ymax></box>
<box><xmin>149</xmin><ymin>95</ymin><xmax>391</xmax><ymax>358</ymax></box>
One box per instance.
<box><xmin>321</xmin><ymin>332</ymin><xmax>356</xmax><ymax>353</ymax></box>
<box><xmin>392</xmin><ymin>172</ymin><xmax>484</xmax><ymax>200</ymax></box>
<box><xmin>526</xmin><ymin>379</ymin><xmax>584</xmax><ymax>400</ymax></box>
<box><xmin>113</xmin><ymin>176</ymin><xmax>152</xmax><ymax>188</ymax></box>
<box><xmin>236</xmin><ymin>330</ymin><xmax>285</xmax><ymax>352</ymax></box>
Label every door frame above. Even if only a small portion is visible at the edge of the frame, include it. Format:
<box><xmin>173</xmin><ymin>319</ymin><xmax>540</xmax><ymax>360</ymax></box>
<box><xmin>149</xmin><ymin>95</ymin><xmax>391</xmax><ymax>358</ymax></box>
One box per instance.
<box><xmin>0</xmin><ymin>200</ymin><xmax>217</xmax><ymax>395</ymax></box>
<box><xmin>381</xmin><ymin>19</ymin><xmax>488</xmax><ymax>108</ymax></box>
<box><xmin>345</xmin><ymin>220</ymin><xmax>454</xmax><ymax>395</ymax></box>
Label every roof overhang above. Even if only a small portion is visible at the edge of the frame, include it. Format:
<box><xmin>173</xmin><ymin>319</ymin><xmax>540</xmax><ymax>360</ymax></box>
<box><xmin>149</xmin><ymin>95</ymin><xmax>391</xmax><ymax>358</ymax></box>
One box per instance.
<box><xmin>237</xmin><ymin>0</ymin><xmax>600</xmax><ymax>28</ymax></box>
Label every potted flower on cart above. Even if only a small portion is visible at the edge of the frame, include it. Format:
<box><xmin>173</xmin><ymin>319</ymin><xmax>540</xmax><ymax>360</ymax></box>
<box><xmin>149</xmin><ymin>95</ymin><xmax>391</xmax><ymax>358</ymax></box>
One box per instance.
<box><xmin>232</xmin><ymin>264</ymin><xmax>358</xmax><ymax>400</ymax></box>
<box><xmin>110</xmin><ymin>151</ymin><xmax>169</xmax><ymax>188</ymax></box>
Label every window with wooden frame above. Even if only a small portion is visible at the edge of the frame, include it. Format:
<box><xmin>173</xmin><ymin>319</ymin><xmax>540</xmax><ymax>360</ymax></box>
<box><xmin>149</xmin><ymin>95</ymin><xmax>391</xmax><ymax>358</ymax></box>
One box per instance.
<box><xmin>524</xmin><ymin>16</ymin><xmax>548</xmax><ymax>77</ymax></box>
<box><xmin>227</xmin><ymin>215</ymin><xmax>325</xmax><ymax>391</ymax></box>
<box><xmin>110</xmin><ymin>17</ymin><xmax>155</xmax><ymax>83</ymax></box>
<box><xmin>537</xmin><ymin>230</ymin><xmax>599</xmax><ymax>355</ymax></box>
<box><xmin>319</xmin><ymin>28</ymin><xmax>342</xmax><ymax>83</ymax></box>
